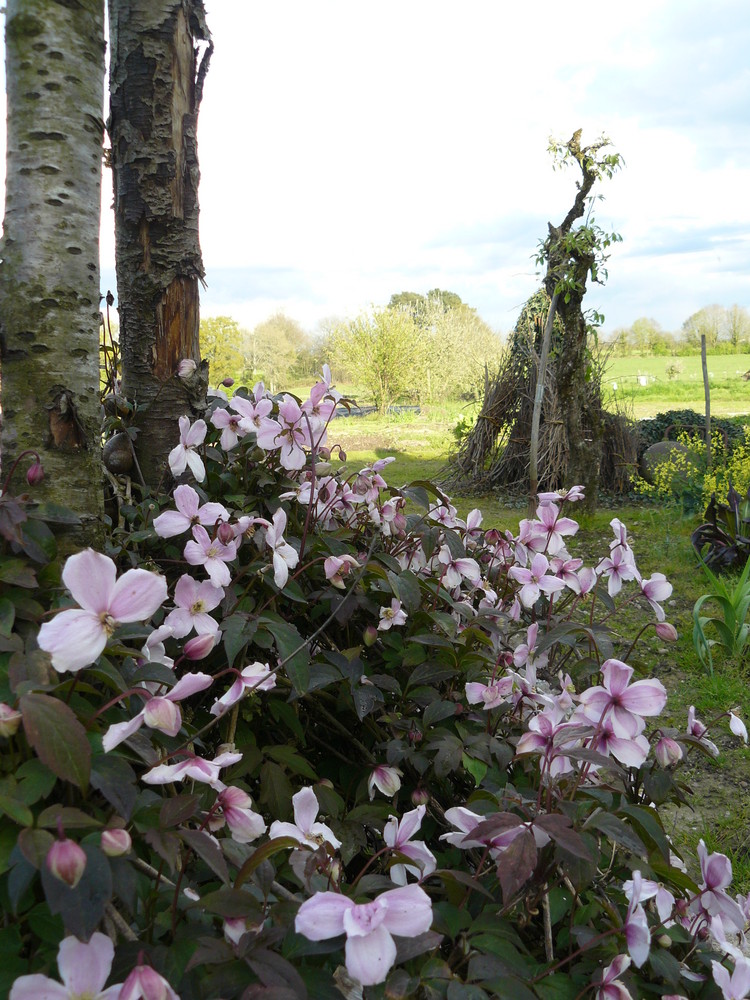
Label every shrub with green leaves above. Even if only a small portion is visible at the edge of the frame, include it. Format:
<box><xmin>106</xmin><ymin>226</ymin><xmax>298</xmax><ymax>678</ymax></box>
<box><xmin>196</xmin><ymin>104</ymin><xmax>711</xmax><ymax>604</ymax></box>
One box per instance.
<box><xmin>2</xmin><ymin>376</ymin><xmax>750</xmax><ymax>998</ymax></box>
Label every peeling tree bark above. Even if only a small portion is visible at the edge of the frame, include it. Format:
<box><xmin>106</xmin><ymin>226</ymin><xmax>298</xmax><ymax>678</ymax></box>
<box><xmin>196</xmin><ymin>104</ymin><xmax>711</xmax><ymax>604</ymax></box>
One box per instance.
<box><xmin>108</xmin><ymin>0</ymin><xmax>212</xmax><ymax>490</ymax></box>
<box><xmin>0</xmin><ymin>0</ymin><xmax>105</xmax><ymax>534</ymax></box>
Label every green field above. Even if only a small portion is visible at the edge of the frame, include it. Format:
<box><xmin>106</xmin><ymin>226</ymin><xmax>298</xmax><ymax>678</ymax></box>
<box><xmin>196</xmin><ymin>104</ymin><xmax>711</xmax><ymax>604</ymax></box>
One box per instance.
<box><xmin>603</xmin><ymin>353</ymin><xmax>750</xmax><ymax>418</ymax></box>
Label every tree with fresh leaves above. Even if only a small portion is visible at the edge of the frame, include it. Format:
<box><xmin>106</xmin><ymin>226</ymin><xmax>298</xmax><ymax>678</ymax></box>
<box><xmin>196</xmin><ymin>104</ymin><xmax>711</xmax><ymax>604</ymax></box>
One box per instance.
<box><xmin>329</xmin><ymin>308</ymin><xmax>428</xmax><ymax>412</ymax></box>
<box><xmin>246</xmin><ymin>313</ymin><xmax>310</xmax><ymax>392</ymax></box>
<box><xmin>108</xmin><ymin>0</ymin><xmax>212</xmax><ymax>489</ymax></box>
<box><xmin>0</xmin><ymin>0</ymin><xmax>105</xmax><ymax>534</ymax></box>
<box><xmin>682</xmin><ymin>305</ymin><xmax>724</xmax><ymax>351</ymax></box>
<box><xmin>199</xmin><ymin>316</ymin><xmax>247</xmax><ymax>388</ymax></box>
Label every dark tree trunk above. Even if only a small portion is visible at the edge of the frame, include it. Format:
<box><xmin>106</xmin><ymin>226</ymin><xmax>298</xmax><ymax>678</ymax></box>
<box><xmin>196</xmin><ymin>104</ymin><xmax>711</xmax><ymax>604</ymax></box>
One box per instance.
<box><xmin>108</xmin><ymin>0</ymin><xmax>212</xmax><ymax>490</ymax></box>
<box><xmin>542</xmin><ymin>151</ymin><xmax>603</xmax><ymax>510</ymax></box>
<box><xmin>0</xmin><ymin>0</ymin><xmax>105</xmax><ymax>539</ymax></box>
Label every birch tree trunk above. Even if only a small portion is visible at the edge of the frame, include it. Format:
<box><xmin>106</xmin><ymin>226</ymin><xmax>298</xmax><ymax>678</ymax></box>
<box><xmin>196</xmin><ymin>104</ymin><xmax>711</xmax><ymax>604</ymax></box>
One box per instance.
<box><xmin>0</xmin><ymin>0</ymin><xmax>105</xmax><ymax>533</ymax></box>
<box><xmin>108</xmin><ymin>0</ymin><xmax>212</xmax><ymax>490</ymax></box>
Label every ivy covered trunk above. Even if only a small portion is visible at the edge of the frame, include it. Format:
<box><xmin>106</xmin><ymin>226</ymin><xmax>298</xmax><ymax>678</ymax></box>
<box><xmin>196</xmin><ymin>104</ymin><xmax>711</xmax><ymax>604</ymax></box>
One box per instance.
<box><xmin>108</xmin><ymin>0</ymin><xmax>212</xmax><ymax>490</ymax></box>
<box><xmin>543</xmin><ymin>151</ymin><xmax>605</xmax><ymax>511</ymax></box>
<box><xmin>546</xmin><ymin>259</ymin><xmax>603</xmax><ymax>509</ymax></box>
<box><xmin>0</xmin><ymin>0</ymin><xmax>105</xmax><ymax>533</ymax></box>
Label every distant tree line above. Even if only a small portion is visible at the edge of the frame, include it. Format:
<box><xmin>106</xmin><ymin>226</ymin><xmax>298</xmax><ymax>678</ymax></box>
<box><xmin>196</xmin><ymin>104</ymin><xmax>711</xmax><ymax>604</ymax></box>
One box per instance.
<box><xmin>607</xmin><ymin>304</ymin><xmax>750</xmax><ymax>356</ymax></box>
<box><xmin>200</xmin><ymin>289</ymin><xmax>505</xmax><ymax>410</ymax></box>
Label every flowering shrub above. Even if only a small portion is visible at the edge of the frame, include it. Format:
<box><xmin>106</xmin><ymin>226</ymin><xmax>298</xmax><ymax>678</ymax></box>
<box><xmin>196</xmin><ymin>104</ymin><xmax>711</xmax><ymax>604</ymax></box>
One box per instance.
<box><xmin>2</xmin><ymin>375</ymin><xmax>749</xmax><ymax>998</ymax></box>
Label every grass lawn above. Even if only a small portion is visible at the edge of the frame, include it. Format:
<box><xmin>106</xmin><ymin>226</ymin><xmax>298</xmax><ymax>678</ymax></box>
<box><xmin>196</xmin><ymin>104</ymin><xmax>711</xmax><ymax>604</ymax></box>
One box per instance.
<box><xmin>323</xmin><ymin>397</ymin><xmax>750</xmax><ymax>889</ymax></box>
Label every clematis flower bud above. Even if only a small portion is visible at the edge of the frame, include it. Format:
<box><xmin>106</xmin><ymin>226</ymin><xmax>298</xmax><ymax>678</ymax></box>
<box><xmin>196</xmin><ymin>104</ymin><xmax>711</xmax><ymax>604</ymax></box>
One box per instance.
<box><xmin>655</xmin><ymin>736</ymin><xmax>683</xmax><ymax>768</ymax></box>
<box><xmin>0</xmin><ymin>703</ymin><xmax>22</xmax><ymax>737</ymax></box>
<box><xmin>216</xmin><ymin>521</ymin><xmax>236</xmax><ymax>546</ymax></box>
<box><xmin>363</xmin><ymin>625</ymin><xmax>378</xmax><ymax>647</ymax></box>
<box><xmin>411</xmin><ymin>787</ymin><xmax>430</xmax><ymax>806</ymax></box>
<box><xmin>184</xmin><ymin>633</ymin><xmax>217</xmax><ymax>660</ymax></box>
<box><xmin>655</xmin><ymin>621</ymin><xmax>678</xmax><ymax>642</ymax></box>
<box><xmin>177</xmin><ymin>359</ymin><xmax>197</xmax><ymax>378</ymax></box>
<box><xmin>46</xmin><ymin>836</ymin><xmax>86</xmax><ymax>888</ymax></box>
<box><xmin>221</xmin><ymin>377</ymin><xmax>235</xmax><ymax>387</ymax></box>
<box><xmin>26</xmin><ymin>460</ymin><xmax>44</xmax><ymax>486</ymax></box>
<box><xmin>101</xmin><ymin>828</ymin><xmax>132</xmax><ymax>857</ymax></box>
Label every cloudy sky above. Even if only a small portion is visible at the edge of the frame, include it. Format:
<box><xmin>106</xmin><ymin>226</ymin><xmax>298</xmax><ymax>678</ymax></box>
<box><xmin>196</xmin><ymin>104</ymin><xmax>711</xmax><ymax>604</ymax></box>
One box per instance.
<box><xmin>3</xmin><ymin>0</ymin><xmax>750</xmax><ymax>335</ymax></box>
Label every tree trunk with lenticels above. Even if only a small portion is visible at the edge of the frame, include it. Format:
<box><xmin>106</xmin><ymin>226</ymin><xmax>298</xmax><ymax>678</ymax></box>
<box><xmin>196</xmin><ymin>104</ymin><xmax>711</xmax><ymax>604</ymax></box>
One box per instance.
<box><xmin>0</xmin><ymin>0</ymin><xmax>106</xmax><ymax>535</ymax></box>
<box><xmin>108</xmin><ymin>0</ymin><xmax>212</xmax><ymax>490</ymax></box>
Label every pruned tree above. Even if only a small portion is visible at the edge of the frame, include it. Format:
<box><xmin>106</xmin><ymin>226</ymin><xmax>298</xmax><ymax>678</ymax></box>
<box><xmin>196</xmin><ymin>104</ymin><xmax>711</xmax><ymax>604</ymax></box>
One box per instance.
<box><xmin>108</xmin><ymin>0</ymin><xmax>212</xmax><ymax>489</ymax></box>
<box><xmin>536</xmin><ymin>133</ymin><xmax>622</xmax><ymax>506</ymax></box>
<box><xmin>446</xmin><ymin>134</ymin><xmax>624</xmax><ymax>508</ymax></box>
<box><xmin>0</xmin><ymin>0</ymin><xmax>105</xmax><ymax>535</ymax></box>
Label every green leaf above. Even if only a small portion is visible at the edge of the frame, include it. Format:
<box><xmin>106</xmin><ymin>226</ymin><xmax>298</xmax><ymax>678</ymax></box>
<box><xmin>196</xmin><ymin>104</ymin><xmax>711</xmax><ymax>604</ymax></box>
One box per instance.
<box><xmin>40</xmin><ymin>842</ymin><xmax>112</xmax><ymax>940</ymax></box>
<box><xmin>0</xmin><ymin>559</ymin><xmax>37</xmax><ymax>588</ymax></box>
<box><xmin>584</xmin><ymin>811</ymin><xmax>645</xmax><ymax>855</ymax></box>
<box><xmin>181</xmin><ymin>828</ymin><xmax>230</xmax><ymax>884</ymax></box>
<box><xmin>0</xmin><ymin>598</ymin><xmax>15</xmax><ymax>637</ymax></box>
<box><xmin>234</xmin><ymin>836</ymin><xmax>299</xmax><ymax>889</ymax></box>
<box><xmin>17</xmin><ymin>827</ymin><xmax>55</xmax><ymax>869</ymax></box>
<box><xmin>37</xmin><ymin>805</ymin><xmax>102</xmax><ymax>829</ymax></box>
<box><xmin>261</xmin><ymin>617</ymin><xmax>310</xmax><ymax>695</ymax></box>
<box><xmin>423</xmin><ymin>699</ymin><xmax>456</xmax><ymax>726</ymax></box>
<box><xmin>90</xmin><ymin>753</ymin><xmax>137</xmax><ymax>820</ymax></box>
<box><xmin>20</xmin><ymin>692</ymin><xmax>91</xmax><ymax>789</ymax></box>
<box><xmin>462</xmin><ymin>753</ymin><xmax>487</xmax><ymax>787</ymax></box>
<box><xmin>0</xmin><ymin>792</ymin><xmax>33</xmax><ymax>827</ymax></box>
<box><xmin>266</xmin><ymin>745</ymin><xmax>317</xmax><ymax>780</ymax></box>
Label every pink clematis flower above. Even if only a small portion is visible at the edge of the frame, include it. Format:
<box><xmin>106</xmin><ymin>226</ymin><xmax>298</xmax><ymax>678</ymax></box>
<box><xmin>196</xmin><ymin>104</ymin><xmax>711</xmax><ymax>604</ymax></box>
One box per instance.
<box><xmin>168</xmin><ymin>415</ymin><xmax>207</xmax><ymax>482</ymax></box>
<box><xmin>516</xmin><ymin>704</ymin><xmax>577</xmax><ymax>779</ymax></box>
<box><xmin>687</xmin><ymin>705</ymin><xmax>719</xmax><ymax>756</ymax></box>
<box><xmin>184</xmin><ymin>525</ymin><xmax>238</xmax><ymax>587</ymax></box>
<box><xmin>465</xmin><ymin>675</ymin><xmax>514</xmax><ymax>711</ymax></box>
<box><xmin>623</xmin><ymin>871</ymin><xmax>651</xmax><ymax>968</ymax></box>
<box><xmin>437</xmin><ymin>545</ymin><xmax>482</xmax><ymax>590</ymax></box>
<box><xmin>295</xmin><ymin>884</ymin><xmax>433</xmax><ymax>986</ymax></box>
<box><xmin>9</xmin><ymin>932</ymin><xmax>123</xmax><ymax>1000</ymax></box>
<box><xmin>378</xmin><ymin>599</ymin><xmax>407</xmax><ymax>631</ymax></box>
<box><xmin>120</xmin><ymin>961</ymin><xmax>180</xmax><ymax>1000</ymax></box>
<box><xmin>210</xmin><ymin>406</ymin><xmax>246</xmax><ymax>450</ymax></box>
<box><xmin>595</xmin><ymin>955</ymin><xmax>634</xmax><ymax>1000</ymax></box>
<box><xmin>525</xmin><ymin>502</ymin><xmax>579</xmax><ymax>556</ymax></box>
<box><xmin>578</xmin><ymin>659</ymin><xmax>667</xmax><ymax>737</ymax></box>
<box><xmin>264</xmin><ymin>508</ymin><xmax>299</xmax><ymax>589</ymax></box>
<box><xmin>623</xmin><ymin>875</ymin><xmax>675</xmax><ymax>924</ymax></box>
<box><xmin>383</xmin><ymin>805</ymin><xmax>436</xmax><ymax>884</ymax></box>
<box><xmin>509</xmin><ymin>553</ymin><xmax>566</xmax><ymax>608</ymax></box>
<box><xmin>538</xmin><ymin>485</ymin><xmax>585</xmax><ymax>505</ymax></box>
<box><xmin>102</xmin><ymin>671</ymin><xmax>213</xmax><ymax>751</ymax></box>
<box><xmin>210</xmin><ymin>661</ymin><xmax>276</xmax><ymax>716</ymax></box>
<box><xmin>693</xmin><ymin>839</ymin><xmax>746</xmax><ymax>932</ymax></box>
<box><xmin>256</xmin><ymin>395</ymin><xmax>310</xmax><ymax>470</ymax></box>
<box><xmin>153</xmin><ymin>484</ymin><xmax>229</xmax><ymax>539</ymax></box>
<box><xmin>712</xmin><ymin>956</ymin><xmax>750</xmax><ymax>1000</ymax></box>
<box><xmin>163</xmin><ymin>574</ymin><xmax>224</xmax><ymax>639</ymax></box>
<box><xmin>210</xmin><ymin>786</ymin><xmax>267</xmax><ymax>843</ymax></box>
<box><xmin>38</xmin><ymin>549</ymin><xmax>167</xmax><ymax>674</ymax></box>
<box><xmin>324</xmin><ymin>554</ymin><xmax>360</xmax><ymax>588</ymax></box>
<box><xmin>230</xmin><ymin>392</ymin><xmax>275</xmax><ymax>435</ymax></box>
<box><xmin>597</xmin><ymin>544</ymin><xmax>638</xmax><ymax>596</ymax></box>
<box><xmin>269</xmin><ymin>786</ymin><xmax>342</xmax><ymax>849</ymax></box>
<box><xmin>368</xmin><ymin>765</ymin><xmax>402</xmax><ymax>799</ymax></box>
<box><xmin>639</xmin><ymin>573</ymin><xmax>673</xmax><ymax>621</ymax></box>
<box><xmin>142</xmin><ymin>749</ymin><xmax>242</xmax><ymax>789</ymax></box>
<box><xmin>513</xmin><ymin>622</ymin><xmax>549</xmax><ymax>670</ymax></box>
